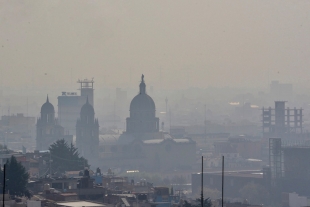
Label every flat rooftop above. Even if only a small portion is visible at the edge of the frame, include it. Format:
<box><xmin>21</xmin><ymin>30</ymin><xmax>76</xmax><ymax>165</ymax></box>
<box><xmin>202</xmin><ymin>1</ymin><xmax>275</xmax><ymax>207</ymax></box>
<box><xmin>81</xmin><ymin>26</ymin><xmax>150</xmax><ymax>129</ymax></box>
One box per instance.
<box><xmin>193</xmin><ymin>170</ymin><xmax>263</xmax><ymax>179</ymax></box>
<box><xmin>57</xmin><ymin>201</ymin><xmax>105</xmax><ymax>207</ymax></box>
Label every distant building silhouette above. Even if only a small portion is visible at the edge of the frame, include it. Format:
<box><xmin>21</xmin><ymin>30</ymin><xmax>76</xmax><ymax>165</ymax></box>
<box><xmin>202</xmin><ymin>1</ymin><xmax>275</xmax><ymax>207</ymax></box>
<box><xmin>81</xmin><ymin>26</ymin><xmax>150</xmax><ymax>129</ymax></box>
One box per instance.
<box><xmin>99</xmin><ymin>75</ymin><xmax>196</xmax><ymax>172</ymax></box>
<box><xmin>126</xmin><ymin>74</ymin><xmax>159</xmax><ymax>134</ymax></box>
<box><xmin>36</xmin><ymin>96</ymin><xmax>72</xmax><ymax>150</ymax></box>
<box><xmin>58</xmin><ymin>79</ymin><xmax>94</xmax><ymax>135</ymax></box>
<box><xmin>262</xmin><ymin>101</ymin><xmax>303</xmax><ymax>139</ymax></box>
<box><xmin>270</xmin><ymin>81</ymin><xmax>293</xmax><ymax>100</ymax></box>
<box><xmin>76</xmin><ymin>97</ymin><xmax>99</xmax><ymax>161</ymax></box>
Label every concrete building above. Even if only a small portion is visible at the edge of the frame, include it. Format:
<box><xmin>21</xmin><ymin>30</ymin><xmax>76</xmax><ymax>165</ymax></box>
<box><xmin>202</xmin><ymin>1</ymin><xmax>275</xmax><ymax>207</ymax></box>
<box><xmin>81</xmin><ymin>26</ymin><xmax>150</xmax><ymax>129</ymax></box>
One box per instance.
<box><xmin>268</xmin><ymin>138</ymin><xmax>310</xmax><ymax>197</ymax></box>
<box><xmin>58</xmin><ymin>79</ymin><xmax>94</xmax><ymax>135</ymax></box>
<box><xmin>270</xmin><ymin>81</ymin><xmax>293</xmax><ymax>101</ymax></box>
<box><xmin>191</xmin><ymin>170</ymin><xmax>266</xmax><ymax>198</ymax></box>
<box><xmin>214</xmin><ymin>136</ymin><xmax>262</xmax><ymax>159</ymax></box>
<box><xmin>0</xmin><ymin>113</ymin><xmax>36</xmax><ymax>151</ymax></box>
<box><xmin>282</xmin><ymin>192</ymin><xmax>307</xmax><ymax>207</ymax></box>
<box><xmin>0</xmin><ymin>113</ymin><xmax>35</xmax><ymax>138</ymax></box>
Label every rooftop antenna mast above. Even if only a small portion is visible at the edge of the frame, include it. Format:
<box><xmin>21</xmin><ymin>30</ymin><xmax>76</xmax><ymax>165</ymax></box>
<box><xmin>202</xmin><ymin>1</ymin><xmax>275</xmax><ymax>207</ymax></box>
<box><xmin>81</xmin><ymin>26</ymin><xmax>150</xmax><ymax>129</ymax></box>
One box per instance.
<box><xmin>165</xmin><ymin>97</ymin><xmax>168</xmax><ymax>118</ymax></box>
<box><xmin>169</xmin><ymin>107</ymin><xmax>171</xmax><ymax>133</ymax></box>
<box><xmin>204</xmin><ymin>104</ymin><xmax>207</xmax><ymax>143</ymax></box>
<box><xmin>113</xmin><ymin>101</ymin><xmax>116</xmax><ymax>128</ymax></box>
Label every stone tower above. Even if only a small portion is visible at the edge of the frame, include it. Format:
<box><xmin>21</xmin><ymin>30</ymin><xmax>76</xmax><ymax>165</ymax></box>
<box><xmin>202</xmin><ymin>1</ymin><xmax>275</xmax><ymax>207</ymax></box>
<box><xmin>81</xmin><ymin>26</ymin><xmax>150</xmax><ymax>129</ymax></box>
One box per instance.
<box><xmin>76</xmin><ymin>97</ymin><xmax>99</xmax><ymax>159</ymax></box>
<box><xmin>36</xmin><ymin>96</ymin><xmax>65</xmax><ymax>150</ymax></box>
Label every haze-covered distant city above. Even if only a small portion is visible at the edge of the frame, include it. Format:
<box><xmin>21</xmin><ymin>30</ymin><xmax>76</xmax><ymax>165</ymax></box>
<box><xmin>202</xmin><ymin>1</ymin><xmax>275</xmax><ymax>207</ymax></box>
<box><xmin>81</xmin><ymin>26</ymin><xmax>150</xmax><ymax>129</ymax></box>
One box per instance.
<box><xmin>1</xmin><ymin>1</ymin><xmax>310</xmax><ymax>207</ymax></box>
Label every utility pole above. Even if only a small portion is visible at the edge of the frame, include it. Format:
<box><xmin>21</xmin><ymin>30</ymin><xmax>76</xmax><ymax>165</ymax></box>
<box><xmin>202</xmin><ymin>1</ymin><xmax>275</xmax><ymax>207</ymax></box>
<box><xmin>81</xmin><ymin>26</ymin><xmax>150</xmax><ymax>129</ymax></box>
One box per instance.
<box><xmin>49</xmin><ymin>152</ymin><xmax>52</xmax><ymax>176</ymax></box>
<box><xmin>3</xmin><ymin>164</ymin><xmax>6</xmax><ymax>207</ymax></box>
<box><xmin>222</xmin><ymin>156</ymin><xmax>224</xmax><ymax>207</ymax></box>
<box><xmin>201</xmin><ymin>156</ymin><xmax>203</xmax><ymax>207</ymax></box>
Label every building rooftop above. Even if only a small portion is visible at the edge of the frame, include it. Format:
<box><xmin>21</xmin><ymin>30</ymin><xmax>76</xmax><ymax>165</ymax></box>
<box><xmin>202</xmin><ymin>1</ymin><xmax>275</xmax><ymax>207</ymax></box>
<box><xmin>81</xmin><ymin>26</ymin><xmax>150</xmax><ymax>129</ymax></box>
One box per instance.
<box><xmin>143</xmin><ymin>139</ymin><xmax>164</xmax><ymax>144</ymax></box>
<box><xmin>193</xmin><ymin>170</ymin><xmax>263</xmax><ymax>179</ymax></box>
<box><xmin>99</xmin><ymin>135</ymin><xmax>120</xmax><ymax>145</ymax></box>
<box><xmin>56</xmin><ymin>201</ymin><xmax>105</xmax><ymax>207</ymax></box>
<box><xmin>143</xmin><ymin>138</ymin><xmax>192</xmax><ymax>144</ymax></box>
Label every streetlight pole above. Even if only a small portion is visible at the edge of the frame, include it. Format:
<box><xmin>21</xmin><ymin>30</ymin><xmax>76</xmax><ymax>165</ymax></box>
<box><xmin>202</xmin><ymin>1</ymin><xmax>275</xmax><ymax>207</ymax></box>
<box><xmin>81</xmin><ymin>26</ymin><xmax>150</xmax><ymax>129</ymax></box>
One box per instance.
<box><xmin>49</xmin><ymin>152</ymin><xmax>52</xmax><ymax>176</ymax></box>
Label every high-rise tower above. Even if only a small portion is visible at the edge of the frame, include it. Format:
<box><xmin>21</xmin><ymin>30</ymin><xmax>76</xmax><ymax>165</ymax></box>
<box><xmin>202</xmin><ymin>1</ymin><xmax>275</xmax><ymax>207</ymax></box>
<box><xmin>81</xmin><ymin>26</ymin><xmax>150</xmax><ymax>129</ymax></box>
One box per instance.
<box><xmin>58</xmin><ymin>78</ymin><xmax>94</xmax><ymax>135</ymax></box>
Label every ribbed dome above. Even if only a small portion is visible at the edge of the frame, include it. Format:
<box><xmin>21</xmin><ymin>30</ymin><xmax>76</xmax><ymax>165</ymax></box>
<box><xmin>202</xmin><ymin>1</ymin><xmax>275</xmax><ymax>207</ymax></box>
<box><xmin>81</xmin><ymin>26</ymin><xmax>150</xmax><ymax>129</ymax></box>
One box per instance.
<box><xmin>130</xmin><ymin>74</ymin><xmax>155</xmax><ymax>111</ymax></box>
<box><xmin>41</xmin><ymin>96</ymin><xmax>54</xmax><ymax>114</ymax></box>
<box><xmin>80</xmin><ymin>97</ymin><xmax>94</xmax><ymax>115</ymax></box>
<box><xmin>130</xmin><ymin>94</ymin><xmax>155</xmax><ymax>111</ymax></box>
<box><xmin>126</xmin><ymin>75</ymin><xmax>159</xmax><ymax>134</ymax></box>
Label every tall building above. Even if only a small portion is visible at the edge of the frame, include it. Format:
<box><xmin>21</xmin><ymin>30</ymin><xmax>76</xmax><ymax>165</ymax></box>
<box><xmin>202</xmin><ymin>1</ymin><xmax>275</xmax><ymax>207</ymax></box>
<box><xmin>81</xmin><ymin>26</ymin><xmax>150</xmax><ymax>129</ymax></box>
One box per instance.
<box><xmin>58</xmin><ymin>79</ymin><xmax>94</xmax><ymax>135</ymax></box>
<box><xmin>36</xmin><ymin>96</ymin><xmax>72</xmax><ymax>150</ymax></box>
<box><xmin>270</xmin><ymin>81</ymin><xmax>293</xmax><ymax>100</ymax></box>
<box><xmin>76</xmin><ymin>98</ymin><xmax>99</xmax><ymax>162</ymax></box>
<box><xmin>0</xmin><ymin>113</ymin><xmax>36</xmax><ymax>151</ymax></box>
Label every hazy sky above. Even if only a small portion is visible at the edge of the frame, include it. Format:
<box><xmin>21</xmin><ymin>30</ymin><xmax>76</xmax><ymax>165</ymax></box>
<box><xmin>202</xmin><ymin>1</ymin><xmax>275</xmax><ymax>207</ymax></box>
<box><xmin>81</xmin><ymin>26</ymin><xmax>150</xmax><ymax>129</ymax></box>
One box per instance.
<box><xmin>1</xmin><ymin>0</ymin><xmax>310</xmax><ymax>90</ymax></box>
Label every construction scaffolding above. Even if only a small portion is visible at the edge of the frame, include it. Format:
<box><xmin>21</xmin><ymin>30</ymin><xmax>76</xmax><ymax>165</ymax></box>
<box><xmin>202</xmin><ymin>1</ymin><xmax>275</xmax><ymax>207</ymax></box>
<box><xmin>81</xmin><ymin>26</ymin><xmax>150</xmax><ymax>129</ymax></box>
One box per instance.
<box><xmin>262</xmin><ymin>101</ymin><xmax>303</xmax><ymax>138</ymax></box>
<box><xmin>269</xmin><ymin>138</ymin><xmax>283</xmax><ymax>180</ymax></box>
<box><xmin>77</xmin><ymin>78</ymin><xmax>94</xmax><ymax>106</ymax></box>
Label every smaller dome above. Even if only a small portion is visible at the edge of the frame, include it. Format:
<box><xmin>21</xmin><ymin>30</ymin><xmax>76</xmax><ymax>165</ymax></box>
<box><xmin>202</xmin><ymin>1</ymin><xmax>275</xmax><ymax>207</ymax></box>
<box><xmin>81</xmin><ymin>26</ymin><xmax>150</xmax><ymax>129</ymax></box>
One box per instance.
<box><xmin>81</xmin><ymin>97</ymin><xmax>94</xmax><ymax>115</ymax></box>
<box><xmin>41</xmin><ymin>96</ymin><xmax>54</xmax><ymax>114</ymax></box>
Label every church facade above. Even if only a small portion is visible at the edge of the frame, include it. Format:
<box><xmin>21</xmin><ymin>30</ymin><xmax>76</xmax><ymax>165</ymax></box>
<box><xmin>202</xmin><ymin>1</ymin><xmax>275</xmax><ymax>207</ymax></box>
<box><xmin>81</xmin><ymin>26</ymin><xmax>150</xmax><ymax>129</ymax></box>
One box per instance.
<box><xmin>98</xmin><ymin>75</ymin><xmax>196</xmax><ymax>172</ymax></box>
<box><xmin>36</xmin><ymin>96</ymin><xmax>72</xmax><ymax>150</ymax></box>
<box><xmin>76</xmin><ymin>97</ymin><xmax>99</xmax><ymax>162</ymax></box>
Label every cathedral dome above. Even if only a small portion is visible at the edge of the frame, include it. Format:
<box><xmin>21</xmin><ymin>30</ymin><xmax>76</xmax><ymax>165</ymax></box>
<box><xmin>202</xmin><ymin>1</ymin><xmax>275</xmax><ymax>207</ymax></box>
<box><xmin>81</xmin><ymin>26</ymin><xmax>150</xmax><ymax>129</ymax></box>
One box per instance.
<box><xmin>41</xmin><ymin>96</ymin><xmax>54</xmax><ymax>114</ymax></box>
<box><xmin>130</xmin><ymin>94</ymin><xmax>155</xmax><ymax>111</ymax></box>
<box><xmin>126</xmin><ymin>75</ymin><xmax>159</xmax><ymax>134</ymax></box>
<box><xmin>129</xmin><ymin>75</ymin><xmax>155</xmax><ymax>111</ymax></box>
<box><xmin>80</xmin><ymin>97</ymin><xmax>95</xmax><ymax>115</ymax></box>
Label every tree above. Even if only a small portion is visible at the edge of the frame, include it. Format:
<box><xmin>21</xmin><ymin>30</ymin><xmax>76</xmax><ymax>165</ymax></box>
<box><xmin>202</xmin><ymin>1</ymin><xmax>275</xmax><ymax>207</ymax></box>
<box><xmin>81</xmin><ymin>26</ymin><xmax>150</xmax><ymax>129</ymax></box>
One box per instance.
<box><xmin>183</xmin><ymin>200</ymin><xmax>192</xmax><ymax>207</ymax></box>
<box><xmin>49</xmin><ymin>139</ymin><xmax>89</xmax><ymax>173</ymax></box>
<box><xmin>195</xmin><ymin>198</ymin><xmax>212</xmax><ymax>207</ymax></box>
<box><xmin>0</xmin><ymin>156</ymin><xmax>31</xmax><ymax>198</ymax></box>
<box><xmin>195</xmin><ymin>187</ymin><xmax>221</xmax><ymax>200</ymax></box>
<box><xmin>183</xmin><ymin>198</ymin><xmax>212</xmax><ymax>207</ymax></box>
<box><xmin>239</xmin><ymin>182</ymin><xmax>269</xmax><ymax>205</ymax></box>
